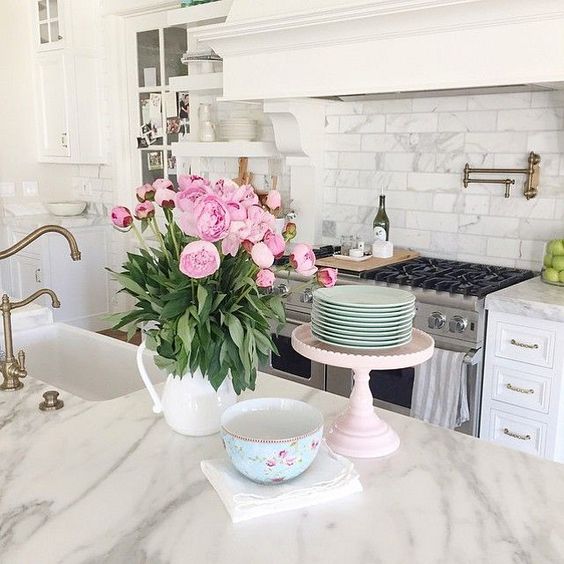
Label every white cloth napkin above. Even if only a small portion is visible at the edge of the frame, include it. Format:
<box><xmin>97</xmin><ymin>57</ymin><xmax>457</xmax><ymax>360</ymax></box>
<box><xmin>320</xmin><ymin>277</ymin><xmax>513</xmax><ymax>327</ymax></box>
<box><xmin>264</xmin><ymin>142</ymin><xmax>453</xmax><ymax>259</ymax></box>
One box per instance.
<box><xmin>411</xmin><ymin>349</ymin><xmax>470</xmax><ymax>429</ymax></box>
<box><xmin>201</xmin><ymin>441</ymin><xmax>362</xmax><ymax>523</ymax></box>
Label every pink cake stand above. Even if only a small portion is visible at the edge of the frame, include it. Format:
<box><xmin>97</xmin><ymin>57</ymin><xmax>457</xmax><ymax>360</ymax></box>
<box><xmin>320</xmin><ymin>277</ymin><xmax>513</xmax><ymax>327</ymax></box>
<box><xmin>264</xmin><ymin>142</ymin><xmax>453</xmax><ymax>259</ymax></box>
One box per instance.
<box><xmin>291</xmin><ymin>324</ymin><xmax>434</xmax><ymax>459</ymax></box>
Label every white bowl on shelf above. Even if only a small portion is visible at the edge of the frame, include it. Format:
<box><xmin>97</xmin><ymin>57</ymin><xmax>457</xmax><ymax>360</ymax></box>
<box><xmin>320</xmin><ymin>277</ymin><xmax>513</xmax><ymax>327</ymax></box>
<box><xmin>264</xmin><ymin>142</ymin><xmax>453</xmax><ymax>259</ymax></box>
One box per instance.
<box><xmin>46</xmin><ymin>201</ymin><xmax>87</xmax><ymax>217</ymax></box>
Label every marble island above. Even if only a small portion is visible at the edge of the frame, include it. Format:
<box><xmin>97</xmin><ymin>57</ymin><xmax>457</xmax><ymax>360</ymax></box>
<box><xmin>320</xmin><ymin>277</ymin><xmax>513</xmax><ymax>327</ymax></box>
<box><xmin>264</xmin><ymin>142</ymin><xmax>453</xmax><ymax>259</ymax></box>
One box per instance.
<box><xmin>1</xmin><ymin>370</ymin><xmax>564</xmax><ymax>564</ymax></box>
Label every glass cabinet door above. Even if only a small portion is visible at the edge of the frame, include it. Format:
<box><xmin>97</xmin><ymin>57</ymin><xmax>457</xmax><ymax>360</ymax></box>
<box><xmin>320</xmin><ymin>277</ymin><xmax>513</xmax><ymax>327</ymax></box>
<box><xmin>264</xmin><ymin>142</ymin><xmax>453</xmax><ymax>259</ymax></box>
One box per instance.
<box><xmin>37</xmin><ymin>0</ymin><xmax>63</xmax><ymax>47</ymax></box>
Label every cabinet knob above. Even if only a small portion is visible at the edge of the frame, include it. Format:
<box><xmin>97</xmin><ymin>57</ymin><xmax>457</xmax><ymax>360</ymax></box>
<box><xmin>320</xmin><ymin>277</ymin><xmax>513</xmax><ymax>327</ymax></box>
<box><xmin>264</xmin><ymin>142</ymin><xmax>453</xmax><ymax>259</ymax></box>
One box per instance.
<box><xmin>61</xmin><ymin>133</ymin><xmax>68</xmax><ymax>148</ymax></box>
<box><xmin>35</xmin><ymin>268</ymin><xmax>41</xmax><ymax>284</ymax></box>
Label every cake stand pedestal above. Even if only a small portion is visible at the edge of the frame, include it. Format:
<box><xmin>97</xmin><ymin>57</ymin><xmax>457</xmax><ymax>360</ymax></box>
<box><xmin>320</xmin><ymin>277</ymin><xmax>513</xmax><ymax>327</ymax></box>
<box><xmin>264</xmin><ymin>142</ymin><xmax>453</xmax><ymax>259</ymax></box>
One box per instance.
<box><xmin>291</xmin><ymin>324</ymin><xmax>434</xmax><ymax>459</ymax></box>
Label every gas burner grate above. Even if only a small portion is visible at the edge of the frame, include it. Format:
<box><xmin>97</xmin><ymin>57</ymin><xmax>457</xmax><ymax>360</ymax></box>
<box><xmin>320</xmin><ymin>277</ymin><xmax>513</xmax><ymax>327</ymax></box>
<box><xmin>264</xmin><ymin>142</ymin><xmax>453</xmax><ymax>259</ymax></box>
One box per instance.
<box><xmin>365</xmin><ymin>257</ymin><xmax>536</xmax><ymax>298</ymax></box>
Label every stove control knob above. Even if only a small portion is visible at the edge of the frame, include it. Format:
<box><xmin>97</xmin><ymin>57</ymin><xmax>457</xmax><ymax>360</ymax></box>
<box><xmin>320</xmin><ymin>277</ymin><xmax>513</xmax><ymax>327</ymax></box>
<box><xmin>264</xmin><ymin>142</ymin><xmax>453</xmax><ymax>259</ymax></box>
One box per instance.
<box><xmin>449</xmin><ymin>315</ymin><xmax>468</xmax><ymax>333</ymax></box>
<box><xmin>274</xmin><ymin>283</ymin><xmax>289</xmax><ymax>297</ymax></box>
<box><xmin>300</xmin><ymin>288</ymin><xmax>314</xmax><ymax>303</ymax></box>
<box><xmin>428</xmin><ymin>312</ymin><xmax>446</xmax><ymax>329</ymax></box>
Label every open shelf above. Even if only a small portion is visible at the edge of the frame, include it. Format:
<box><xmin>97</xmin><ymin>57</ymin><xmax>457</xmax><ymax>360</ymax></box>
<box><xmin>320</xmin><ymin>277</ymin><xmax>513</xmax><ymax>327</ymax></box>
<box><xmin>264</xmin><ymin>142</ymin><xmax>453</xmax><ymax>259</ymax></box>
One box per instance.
<box><xmin>169</xmin><ymin>73</ymin><xmax>223</xmax><ymax>95</ymax></box>
<box><xmin>166</xmin><ymin>0</ymin><xmax>233</xmax><ymax>27</ymax></box>
<box><xmin>172</xmin><ymin>141</ymin><xmax>278</xmax><ymax>158</ymax></box>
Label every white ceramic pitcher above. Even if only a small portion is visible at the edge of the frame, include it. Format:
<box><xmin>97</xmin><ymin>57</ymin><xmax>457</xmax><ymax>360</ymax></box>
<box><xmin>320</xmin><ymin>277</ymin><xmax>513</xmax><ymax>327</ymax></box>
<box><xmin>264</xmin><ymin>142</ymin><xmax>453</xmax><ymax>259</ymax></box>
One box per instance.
<box><xmin>136</xmin><ymin>341</ymin><xmax>237</xmax><ymax>436</ymax></box>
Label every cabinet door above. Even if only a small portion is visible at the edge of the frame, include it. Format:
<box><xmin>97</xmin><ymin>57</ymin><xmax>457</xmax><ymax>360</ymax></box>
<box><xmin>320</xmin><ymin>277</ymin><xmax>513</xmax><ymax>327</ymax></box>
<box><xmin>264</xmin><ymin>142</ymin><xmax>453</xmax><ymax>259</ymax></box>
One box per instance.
<box><xmin>10</xmin><ymin>256</ymin><xmax>44</xmax><ymax>302</ymax></box>
<box><xmin>36</xmin><ymin>51</ymin><xmax>70</xmax><ymax>158</ymax></box>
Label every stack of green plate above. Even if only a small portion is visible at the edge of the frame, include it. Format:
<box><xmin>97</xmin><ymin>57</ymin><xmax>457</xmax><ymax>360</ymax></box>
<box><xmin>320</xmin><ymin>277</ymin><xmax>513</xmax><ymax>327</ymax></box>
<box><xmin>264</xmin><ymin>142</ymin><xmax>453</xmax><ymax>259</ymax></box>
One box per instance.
<box><xmin>311</xmin><ymin>286</ymin><xmax>416</xmax><ymax>349</ymax></box>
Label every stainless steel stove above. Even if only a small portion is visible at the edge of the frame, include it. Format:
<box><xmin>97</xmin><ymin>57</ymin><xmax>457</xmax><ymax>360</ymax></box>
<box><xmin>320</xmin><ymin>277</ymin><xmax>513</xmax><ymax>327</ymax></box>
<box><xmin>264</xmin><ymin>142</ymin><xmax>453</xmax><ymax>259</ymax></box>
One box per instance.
<box><xmin>263</xmin><ymin>254</ymin><xmax>536</xmax><ymax>437</ymax></box>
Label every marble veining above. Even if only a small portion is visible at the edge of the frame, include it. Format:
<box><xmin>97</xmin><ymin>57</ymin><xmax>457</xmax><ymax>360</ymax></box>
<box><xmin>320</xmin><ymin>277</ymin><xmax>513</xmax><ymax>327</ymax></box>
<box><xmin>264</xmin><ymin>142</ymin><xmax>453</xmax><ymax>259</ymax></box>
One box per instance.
<box><xmin>486</xmin><ymin>276</ymin><xmax>564</xmax><ymax>322</ymax></box>
<box><xmin>1</xmin><ymin>372</ymin><xmax>564</xmax><ymax>563</ymax></box>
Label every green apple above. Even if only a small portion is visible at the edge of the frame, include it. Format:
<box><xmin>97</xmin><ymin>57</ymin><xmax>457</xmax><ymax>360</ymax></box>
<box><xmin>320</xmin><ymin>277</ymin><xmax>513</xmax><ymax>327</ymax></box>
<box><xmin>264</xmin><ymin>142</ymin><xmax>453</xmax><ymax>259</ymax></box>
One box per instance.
<box><xmin>559</xmin><ymin>271</ymin><xmax>564</xmax><ymax>284</ymax></box>
<box><xmin>552</xmin><ymin>256</ymin><xmax>564</xmax><ymax>271</ymax></box>
<box><xmin>543</xmin><ymin>268</ymin><xmax>560</xmax><ymax>283</ymax></box>
<box><xmin>543</xmin><ymin>254</ymin><xmax>553</xmax><ymax>268</ymax></box>
<box><xmin>547</xmin><ymin>239</ymin><xmax>564</xmax><ymax>256</ymax></box>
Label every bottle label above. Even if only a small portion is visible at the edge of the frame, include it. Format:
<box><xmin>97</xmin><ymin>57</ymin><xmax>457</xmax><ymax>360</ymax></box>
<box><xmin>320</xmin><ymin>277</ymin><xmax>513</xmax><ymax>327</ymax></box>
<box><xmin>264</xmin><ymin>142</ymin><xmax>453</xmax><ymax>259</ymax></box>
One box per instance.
<box><xmin>373</xmin><ymin>226</ymin><xmax>387</xmax><ymax>241</ymax></box>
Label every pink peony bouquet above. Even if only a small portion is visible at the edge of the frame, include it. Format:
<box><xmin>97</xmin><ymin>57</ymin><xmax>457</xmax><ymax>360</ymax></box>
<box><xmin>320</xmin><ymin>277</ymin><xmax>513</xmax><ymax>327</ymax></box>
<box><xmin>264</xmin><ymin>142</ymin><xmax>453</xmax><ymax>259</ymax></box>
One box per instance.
<box><xmin>109</xmin><ymin>175</ymin><xmax>336</xmax><ymax>394</ymax></box>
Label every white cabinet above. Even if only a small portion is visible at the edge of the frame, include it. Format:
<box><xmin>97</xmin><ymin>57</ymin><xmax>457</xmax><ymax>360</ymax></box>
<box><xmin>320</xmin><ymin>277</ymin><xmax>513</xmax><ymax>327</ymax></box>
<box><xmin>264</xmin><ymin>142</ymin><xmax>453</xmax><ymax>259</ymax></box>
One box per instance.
<box><xmin>32</xmin><ymin>0</ymin><xmax>105</xmax><ymax>164</ymax></box>
<box><xmin>8</xmin><ymin>225</ymin><xmax>111</xmax><ymax>331</ymax></box>
<box><xmin>481</xmin><ymin>311</ymin><xmax>564</xmax><ymax>462</ymax></box>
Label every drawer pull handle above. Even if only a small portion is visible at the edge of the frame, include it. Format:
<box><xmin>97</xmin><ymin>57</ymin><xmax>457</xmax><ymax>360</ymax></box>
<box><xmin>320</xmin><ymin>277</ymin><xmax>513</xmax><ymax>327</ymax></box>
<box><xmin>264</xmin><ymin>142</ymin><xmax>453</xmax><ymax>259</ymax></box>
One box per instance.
<box><xmin>510</xmin><ymin>339</ymin><xmax>539</xmax><ymax>350</ymax></box>
<box><xmin>503</xmin><ymin>428</ymin><xmax>531</xmax><ymax>441</ymax></box>
<box><xmin>505</xmin><ymin>383</ymin><xmax>534</xmax><ymax>395</ymax></box>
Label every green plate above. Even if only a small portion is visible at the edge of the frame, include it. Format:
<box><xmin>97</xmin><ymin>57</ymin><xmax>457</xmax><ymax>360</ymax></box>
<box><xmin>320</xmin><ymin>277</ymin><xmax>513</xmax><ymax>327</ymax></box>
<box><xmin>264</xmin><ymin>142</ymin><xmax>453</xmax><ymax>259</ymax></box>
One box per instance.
<box><xmin>315</xmin><ymin>286</ymin><xmax>415</xmax><ymax>308</ymax></box>
<box><xmin>313</xmin><ymin>304</ymin><xmax>415</xmax><ymax>322</ymax></box>
<box><xmin>312</xmin><ymin>324</ymin><xmax>412</xmax><ymax>341</ymax></box>
<box><xmin>311</xmin><ymin>316</ymin><xmax>413</xmax><ymax>335</ymax></box>
<box><xmin>314</xmin><ymin>300</ymin><xmax>415</xmax><ymax>317</ymax></box>
<box><xmin>311</xmin><ymin>311</ymin><xmax>414</xmax><ymax>330</ymax></box>
<box><xmin>312</xmin><ymin>329</ymin><xmax>413</xmax><ymax>349</ymax></box>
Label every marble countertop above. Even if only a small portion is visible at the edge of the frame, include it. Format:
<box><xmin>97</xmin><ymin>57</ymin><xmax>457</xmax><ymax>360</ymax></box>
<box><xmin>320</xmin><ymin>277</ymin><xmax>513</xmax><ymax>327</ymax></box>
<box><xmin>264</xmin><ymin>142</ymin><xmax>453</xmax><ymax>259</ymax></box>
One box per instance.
<box><xmin>2</xmin><ymin>372</ymin><xmax>564</xmax><ymax>564</ymax></box>
<box><xmin>2</xmin><ymin>213</ymin><xmax>107</xmax><ymax>231</ymax></box>
<box><xmin>486</xmin><ymin>276</ymin><xmax>564</xmax><ymax>322</ymax></box>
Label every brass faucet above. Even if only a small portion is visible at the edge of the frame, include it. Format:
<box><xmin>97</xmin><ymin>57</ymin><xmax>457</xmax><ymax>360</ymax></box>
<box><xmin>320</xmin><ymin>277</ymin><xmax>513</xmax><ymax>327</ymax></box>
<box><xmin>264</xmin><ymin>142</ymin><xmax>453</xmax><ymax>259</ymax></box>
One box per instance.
<box><xmin>0</xmin><ymin>225</ymin><xmax>81</xmax><ymax>391</ymax></box>
<box><xmin>0</xmin><ymin>224</ymin><xmax>81</xmax><ymax>261</ymax></box>
<box><xmin>0</xmin><ymin>291</ymin><xmax>61</xmax><ymax>391</ymax></box>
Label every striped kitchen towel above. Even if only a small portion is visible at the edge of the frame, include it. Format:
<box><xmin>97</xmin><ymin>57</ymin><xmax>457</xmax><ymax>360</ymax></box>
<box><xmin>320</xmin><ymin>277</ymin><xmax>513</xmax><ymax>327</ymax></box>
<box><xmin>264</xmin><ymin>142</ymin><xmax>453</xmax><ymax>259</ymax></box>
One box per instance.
<box><xmin>410</xmin><ymin>349</ymin><xmax>470</xmax><ymax>429</ymax></box>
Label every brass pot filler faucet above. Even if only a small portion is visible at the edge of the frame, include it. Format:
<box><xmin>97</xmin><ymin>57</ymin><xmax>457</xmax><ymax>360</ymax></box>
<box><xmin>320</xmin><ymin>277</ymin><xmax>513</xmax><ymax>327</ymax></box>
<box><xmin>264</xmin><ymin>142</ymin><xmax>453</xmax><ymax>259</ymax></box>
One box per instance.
<box><xmin>0</xmin><ymin>225</ymin><xmax>81</xmax><ymax>392</ymax></box>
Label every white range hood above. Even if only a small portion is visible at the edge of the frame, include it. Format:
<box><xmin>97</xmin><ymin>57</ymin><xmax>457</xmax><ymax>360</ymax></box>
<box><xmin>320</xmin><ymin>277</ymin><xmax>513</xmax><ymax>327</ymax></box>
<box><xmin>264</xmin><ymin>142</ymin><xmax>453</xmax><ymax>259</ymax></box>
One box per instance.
<box><xmin>195</xmin><ymin>0</ymin><xmax>564</xmax><ymax>101</ymax></box>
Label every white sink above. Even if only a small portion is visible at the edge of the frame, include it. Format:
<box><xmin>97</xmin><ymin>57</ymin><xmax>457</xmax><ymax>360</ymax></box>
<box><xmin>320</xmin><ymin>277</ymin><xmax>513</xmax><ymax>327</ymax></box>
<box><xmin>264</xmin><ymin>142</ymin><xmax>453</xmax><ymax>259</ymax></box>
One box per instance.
<box><xmin>12</xmin><ymin>323</ymin><xmax>165</xmax><ymax>401</ymax></box>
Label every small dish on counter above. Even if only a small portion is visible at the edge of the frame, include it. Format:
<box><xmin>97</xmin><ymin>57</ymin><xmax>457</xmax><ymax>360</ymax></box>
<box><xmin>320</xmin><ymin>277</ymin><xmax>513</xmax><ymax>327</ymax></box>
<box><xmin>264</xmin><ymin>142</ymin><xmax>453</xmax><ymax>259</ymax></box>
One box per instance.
<box><xmin>46</xmin><ymin>201</ymin><xmax>87</xmax><ymax>217</ymax></box>
<box><xmin>221</xmin><ymin>398</ymin><xmax>324</xmax><ymax>484</ymax></box>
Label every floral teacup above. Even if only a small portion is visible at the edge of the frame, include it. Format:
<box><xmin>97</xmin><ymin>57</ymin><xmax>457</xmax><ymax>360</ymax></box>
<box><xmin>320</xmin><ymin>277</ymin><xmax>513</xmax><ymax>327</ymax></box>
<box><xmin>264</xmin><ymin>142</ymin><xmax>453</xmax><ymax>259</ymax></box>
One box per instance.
<box><xmin>221</xmin><ymin>398</ymin><xmax>324</xmax><ymax>484</ymax></box>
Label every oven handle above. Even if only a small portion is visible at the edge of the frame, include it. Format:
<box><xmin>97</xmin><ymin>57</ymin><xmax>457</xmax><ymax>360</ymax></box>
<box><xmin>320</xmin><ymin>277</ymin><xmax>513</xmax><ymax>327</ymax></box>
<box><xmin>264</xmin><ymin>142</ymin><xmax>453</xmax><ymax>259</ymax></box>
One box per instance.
<box><xmin>462</xmin><ymin>349</ymin><xmax>480</xmax><ymax>366</ymax></box>
<box><xmin>286</xmin><ymin>317</ymin><xmax>307</xmax><ymax>326</ymax></box>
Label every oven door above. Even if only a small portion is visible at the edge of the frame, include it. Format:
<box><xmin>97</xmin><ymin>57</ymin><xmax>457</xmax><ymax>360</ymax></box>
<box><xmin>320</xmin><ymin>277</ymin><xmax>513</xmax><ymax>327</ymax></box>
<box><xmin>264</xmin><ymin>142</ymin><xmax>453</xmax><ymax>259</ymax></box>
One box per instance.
<box><xmin>261</xmin><ymin>309</ymin><xmax>326</xmax><ymax>390</ymax></box>
<box><xmin>326</xmin><ymin>343</ymin><xmax>482</xmax><ymax>436</ymax></box>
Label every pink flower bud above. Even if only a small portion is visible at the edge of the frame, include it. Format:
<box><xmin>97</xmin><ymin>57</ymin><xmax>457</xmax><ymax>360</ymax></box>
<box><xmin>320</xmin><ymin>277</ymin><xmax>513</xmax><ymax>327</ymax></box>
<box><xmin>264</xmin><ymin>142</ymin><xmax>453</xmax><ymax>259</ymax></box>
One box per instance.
<box><xmin>179</xmin><ymin>241</ymin><xmax>221</xmax><ymax>279</ymax></box>
<box><xmin>152</xmin><ymin>178</ymin><xmax>174</xmax><ymax>191</ymax></box>
<box><xmin>283</xmin><ymin>222</ymin><xmax>297</xmax><ymax>242</ymax></box>
<box><xmin>110</xmin><ymin>206</ymin><xmax>133</xmax><ymax>229</ymax></box>
<box><xmin>263</xmin><ymin>230</ymin><xmax>285</xmax><ymax>258</ymax></box>
<box><xmin>251</xmin><ymin>242</ymin><xmax>275</xmax><ymax>269</ymax></box>
<box><xmin>289</xmin><ymin>243</ymin><xmax>317</xmax><ymax>276</ymax></box>
<box><xmin>256</xmin><ymin>269</ymin><xmax>275</xmax><ymax>288</ymax></box>
<box><xmin>155</xmin><ymin>188</ymin><xmax>176</xmax><ymax>209</ymax></box>
<box><xmin>265</xmin><ymin>189</ymin><xmax>282</xmax><ymax>211</ymax></box>
<box><xmin>134</xmin><ymin>201</ymin><xmax>155</xmax><ymax>220</ymax></box>
<box><xmin>136</xmin><ymin>183</ymin><xmax>155</xmax><ymax>203</ymax></box>
<box><xmin>316</xmin><ymin>268</ymin><xmax>338</xmax><ymax>288</ymax></box>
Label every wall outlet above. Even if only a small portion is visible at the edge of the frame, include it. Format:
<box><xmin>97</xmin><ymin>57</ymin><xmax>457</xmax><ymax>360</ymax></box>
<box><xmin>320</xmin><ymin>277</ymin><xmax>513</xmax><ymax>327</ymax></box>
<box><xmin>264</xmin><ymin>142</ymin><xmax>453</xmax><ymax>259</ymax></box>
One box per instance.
<box><xmin>22</xmin><ymin>180</ymin><xmax>39</xmax><ymax>196</ymax></box>
<box><xmin>76</xmin><ymin>178</ymin><xmax>93</xmax><ymax>197</ymax></box>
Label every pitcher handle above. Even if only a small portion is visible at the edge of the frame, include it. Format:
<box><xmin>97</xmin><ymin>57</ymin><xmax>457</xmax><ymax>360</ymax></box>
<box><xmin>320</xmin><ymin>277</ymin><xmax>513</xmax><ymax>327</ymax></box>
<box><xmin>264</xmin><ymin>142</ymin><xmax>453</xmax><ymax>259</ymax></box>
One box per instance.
<box><xmin>136</xmin><ymin>340</ymin><xmax>162</xmax><ymax>414</ymax></box>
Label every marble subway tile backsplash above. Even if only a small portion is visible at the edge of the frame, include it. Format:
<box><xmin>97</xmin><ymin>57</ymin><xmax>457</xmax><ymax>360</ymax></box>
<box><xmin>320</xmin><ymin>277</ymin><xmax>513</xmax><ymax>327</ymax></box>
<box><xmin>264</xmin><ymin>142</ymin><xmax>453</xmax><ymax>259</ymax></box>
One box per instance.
<box><xmin>322</xmin><ymin>91</ymin><xmax>564</xmax><ymax>270</ymax></box>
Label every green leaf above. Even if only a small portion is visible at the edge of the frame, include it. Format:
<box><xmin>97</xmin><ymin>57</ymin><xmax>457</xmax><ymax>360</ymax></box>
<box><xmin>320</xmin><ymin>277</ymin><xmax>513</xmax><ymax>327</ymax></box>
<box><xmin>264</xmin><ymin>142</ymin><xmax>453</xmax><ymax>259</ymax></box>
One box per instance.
<box><xmin>225</xmin><ymin>313</ymin><xmax>244</xmax><ymax>348</ymax></box>
<box><xmin>197</xmin><ymin>285</ymin><xmax>208</xmax><ymax>316</ymax></box>
<box><xmin>161</xmin><ymin>298</ymin><xmax>188</xmax><ymax>320</ymax></box>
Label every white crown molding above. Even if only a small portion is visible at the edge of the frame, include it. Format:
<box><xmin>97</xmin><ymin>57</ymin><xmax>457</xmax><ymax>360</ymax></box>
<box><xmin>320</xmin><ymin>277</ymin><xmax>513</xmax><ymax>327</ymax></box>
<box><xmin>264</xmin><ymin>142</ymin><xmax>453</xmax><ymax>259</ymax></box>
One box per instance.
<box><xmin>101</xmin><ymin>0</ymin><xmax>177</xmax><ymax>17</ymax></box>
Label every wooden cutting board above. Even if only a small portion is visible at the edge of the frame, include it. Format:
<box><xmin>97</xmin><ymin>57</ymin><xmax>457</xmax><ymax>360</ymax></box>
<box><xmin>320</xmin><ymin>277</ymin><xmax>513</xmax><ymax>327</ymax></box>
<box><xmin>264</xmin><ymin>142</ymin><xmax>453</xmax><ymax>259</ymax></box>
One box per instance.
<box><xmin>316</xmin><ymin>248</ymin><xmax>419</xmax><ymax>273</ymax></box>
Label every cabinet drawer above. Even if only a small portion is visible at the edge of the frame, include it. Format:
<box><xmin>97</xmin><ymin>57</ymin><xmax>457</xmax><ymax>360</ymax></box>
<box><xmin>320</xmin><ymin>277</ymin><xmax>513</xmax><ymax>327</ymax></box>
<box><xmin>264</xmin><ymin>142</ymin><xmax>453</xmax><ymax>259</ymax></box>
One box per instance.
<box><xmin>494</xmin><ymin>321</ymin><xmax>555</xmax><ymax>369</ymax></box>
<box><xmin>488</xmin><ymin>408</ymin><xmax>546</xmax><ymax>457</ymax></box>
<box><xmin>491</xmin><ymin>366</ymin><xmax>551</xmax><ymax>414</ymax></box>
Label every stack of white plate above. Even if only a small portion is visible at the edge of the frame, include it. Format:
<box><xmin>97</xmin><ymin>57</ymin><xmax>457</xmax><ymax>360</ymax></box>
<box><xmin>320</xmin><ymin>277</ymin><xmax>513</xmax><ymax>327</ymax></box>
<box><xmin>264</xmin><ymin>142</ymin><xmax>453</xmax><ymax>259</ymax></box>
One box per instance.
<box><xmin>311</xmin><ymin>286</ymin><xmax>416</xmax><ymax>349</ymax></box>
<box><xmin>219</xmin><ymin>119</ymin><xmax>257</xmax><ymax>141</ymax></box>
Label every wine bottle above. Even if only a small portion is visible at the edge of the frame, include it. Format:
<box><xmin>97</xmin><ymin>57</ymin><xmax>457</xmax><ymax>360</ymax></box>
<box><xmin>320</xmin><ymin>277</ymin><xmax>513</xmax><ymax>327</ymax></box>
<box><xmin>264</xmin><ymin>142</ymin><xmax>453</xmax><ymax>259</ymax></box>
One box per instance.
<box><xmin>373</xmin><ymin>194</ymin><xmax>389</xmax><ymax>241</ymax></box>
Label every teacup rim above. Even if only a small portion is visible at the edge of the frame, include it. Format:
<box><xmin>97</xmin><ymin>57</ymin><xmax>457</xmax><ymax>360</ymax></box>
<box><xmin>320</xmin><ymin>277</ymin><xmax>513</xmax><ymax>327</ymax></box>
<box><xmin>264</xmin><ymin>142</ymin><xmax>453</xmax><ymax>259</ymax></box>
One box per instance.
<box><xmin>221</xmin><ymin>398</ymin><xmax>324</xmax><ymax>443</ymax></box>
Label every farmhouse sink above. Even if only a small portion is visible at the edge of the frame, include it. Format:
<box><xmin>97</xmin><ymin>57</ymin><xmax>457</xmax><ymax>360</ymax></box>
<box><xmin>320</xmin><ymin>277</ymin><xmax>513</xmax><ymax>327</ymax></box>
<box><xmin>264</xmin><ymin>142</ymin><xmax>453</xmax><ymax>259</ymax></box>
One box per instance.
<box><xmin>12</xmin><ymin>323</ymin><xmax>165</xmax><ymax>401</ymax></box>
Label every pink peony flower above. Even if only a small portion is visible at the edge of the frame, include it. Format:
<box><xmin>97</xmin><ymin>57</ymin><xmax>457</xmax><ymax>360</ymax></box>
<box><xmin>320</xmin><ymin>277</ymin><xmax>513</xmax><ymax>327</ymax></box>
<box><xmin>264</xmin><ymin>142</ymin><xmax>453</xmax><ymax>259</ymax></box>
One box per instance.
<box><xmin>176</xmin><ymin>186</ymin><xmax>208</xmax><ymax>212</ymax></box>
<box><xmin>214</xmin><ymin>178</ymin><xmax>240</xmax><ymax>202</ymax></box>
<box><xmin>155</xmin><ymin>188</ymin><xmax>176</xmax><ymax>208</ymax></box>
<box><xmin>179</xmin><ymin>241</ymin><xmax>220</xmax><ymax>279</ymax></box>
<box><xmin>256</xmin><ymin>269</ymin><xmax>275</xmax><ymax>288</ymax></box>
<box><xmin>176</xmin><ymin>211</ymin><xmax>197</xmax><ymax>238</ymax></box>
<box><xmin>136</xmin><ymin>183</ymin><xmax>155</xmax><ymax>203</ymax></box>
<box><xmin>221</xmin><ymin>233</ymin><xmax>240</xmax><ymax>257</ymax></box>
<box><xmin>194</xmin><ymin>195</ymin><xmax>231</xmax><ymax>242</ymax></box>
<box><xmin>134</xmin><ymin>201</ymin><xmax>155</xmax><ymax>220</ymax></box>
<box><xmin>234</xmin><ymin>184</ymin><xmax>259</xmax><ymax>208</ymax></box>
<box><xmin>265</xmin><ymin>190</ymin><xmax>282</xmax><ymax>211</ymax></box>
<box><xmin>246</xmin><ymin>206</ymin><xmax>275</xmax><ymax>243</ymax></box>
<box><xmin>178</xmin><ymin>174</ymin><xmax>210</xmax><ymax>191</ymax></box>
<box><xmin>290</xmin><ymin>243</ymin><xmax>318</xmax><ymax>276</ymax></box>
<box><xmin>225</xmin><ymin>201</ymin><xmax>247</xmax><ymax>221</ymax></box>
<box><xmin>251</xmin><ymin>242</ymin><xmax>274</xmax><ymax>269</ymax></box>
<box><xmin>263</xmin><ymin>230</ymin><xmax>285</xmax><ymax>258</ymax></box>
<box><xmin>152</xmin><ymin>178</ymin><xmax>173</xmax><ymax>191</ymax></box>
<box><xmin>110</xmin><ymin>206</ymin><xmax>133</xmax><ymax>229</ymax></box>
<box><xmin>317</xmin><ymin>268</ymin><xmax>337</xmax><ymax>288</ymax></box>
